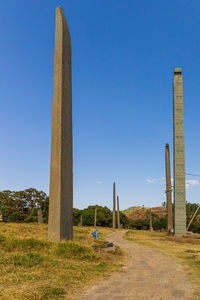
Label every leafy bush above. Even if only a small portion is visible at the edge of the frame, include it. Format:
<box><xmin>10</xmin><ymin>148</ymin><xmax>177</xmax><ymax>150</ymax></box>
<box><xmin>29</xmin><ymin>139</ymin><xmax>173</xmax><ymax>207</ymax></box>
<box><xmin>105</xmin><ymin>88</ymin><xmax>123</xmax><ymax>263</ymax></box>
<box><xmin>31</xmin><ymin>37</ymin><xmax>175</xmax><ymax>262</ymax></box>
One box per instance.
<box><xmin>189</xmin><ymin>218</ymin><xmax>200</xmax><ymax>234</ymax></box>
<box><xmin>152</xmin><ymin>217</ymin><xmax>167</xmax><ymax>230</ymax></box>
<box><xmin>131</xmin><ymin>218</ymin><xmax>150</xmax><ymax>230</ymax></box>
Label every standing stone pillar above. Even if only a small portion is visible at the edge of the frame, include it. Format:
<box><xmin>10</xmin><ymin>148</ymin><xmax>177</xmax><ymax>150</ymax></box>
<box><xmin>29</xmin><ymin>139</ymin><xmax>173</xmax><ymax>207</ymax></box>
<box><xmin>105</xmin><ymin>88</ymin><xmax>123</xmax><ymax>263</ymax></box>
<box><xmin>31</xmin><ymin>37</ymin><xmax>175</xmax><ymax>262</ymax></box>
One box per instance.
<box><xmin>94</xmin><ymin>207</ymin><xmax>97</xmax><ymax>227</ymax></box>
<box><xmin>48</xmin><ymin>7</ymin><xmax>73</xmax><ymax>241</ymax></box>
<box><xmin>165</xmin><ymin>143</ymin><xmax>173</xmax><ymax>232</ymax></box>
<box><xmin>37</xmin><ymin>208</ymin><xmax>43</xmax><ymax>224</ymax></box>
<box><xmin>173</xmin><ymin>68</ymin><xmax>186</xmax><ymax>236</ymax></box>
<box><xmin>149</xmin><ymin>208</ymin><xmax>153</xmax><ymax>231</ymax></box>
<box><xmin>78</xmin><ymin>215</ymin><xmax>83</xmax><ymax>227</ymax></box>
<box><xmin>117</xmin><ymin>196</ymin><xmax>120</xmax><ymax>229</ymax></box>
<box><xmin>80</xmin><ymin>215</ymin><xmax>83</xmax><ymax>227</ymax></box>
<box><xmin>113</xmin><ymin>182</ymin><xmax>116</xmax><ymax>229</ymax></box>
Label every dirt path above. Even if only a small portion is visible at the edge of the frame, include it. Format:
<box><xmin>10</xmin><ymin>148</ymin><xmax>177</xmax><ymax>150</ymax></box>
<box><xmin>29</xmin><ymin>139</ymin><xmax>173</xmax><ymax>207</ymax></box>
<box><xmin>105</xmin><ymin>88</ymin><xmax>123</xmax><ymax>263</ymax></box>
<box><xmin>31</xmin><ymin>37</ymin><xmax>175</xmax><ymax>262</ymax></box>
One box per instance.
<box><xmin>78</xmin><ymin>231</ymin><xmax>197</xmax><ymax>300</ymax></box>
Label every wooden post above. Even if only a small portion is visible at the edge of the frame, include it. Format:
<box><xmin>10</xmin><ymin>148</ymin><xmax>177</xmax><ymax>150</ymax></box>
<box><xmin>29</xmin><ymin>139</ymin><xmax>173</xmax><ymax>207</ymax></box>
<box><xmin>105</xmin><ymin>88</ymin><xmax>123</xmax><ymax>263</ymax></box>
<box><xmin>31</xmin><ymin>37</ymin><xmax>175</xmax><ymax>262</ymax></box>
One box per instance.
<box><xmin>187</xmin><ymin>206</ymin><xmax>200</xmax><ymax>231</ymax></box>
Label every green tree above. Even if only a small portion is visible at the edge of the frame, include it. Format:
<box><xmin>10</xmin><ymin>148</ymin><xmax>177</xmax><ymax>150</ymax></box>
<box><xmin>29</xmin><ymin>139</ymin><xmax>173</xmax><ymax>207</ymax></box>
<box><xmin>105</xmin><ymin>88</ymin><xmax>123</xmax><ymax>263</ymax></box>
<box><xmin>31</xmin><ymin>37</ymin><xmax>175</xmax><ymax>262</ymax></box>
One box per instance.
<box><xmin>0</xmin><ymin>189</ymin><xmax>48</xmax><ymax>222</ymax></box>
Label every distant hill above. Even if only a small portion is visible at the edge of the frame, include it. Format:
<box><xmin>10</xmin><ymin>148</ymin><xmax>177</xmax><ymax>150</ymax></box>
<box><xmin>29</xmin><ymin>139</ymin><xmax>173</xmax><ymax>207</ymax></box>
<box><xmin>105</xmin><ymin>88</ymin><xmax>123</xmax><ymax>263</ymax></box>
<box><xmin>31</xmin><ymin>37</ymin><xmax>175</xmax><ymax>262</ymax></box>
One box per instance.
<box><xmin>123</xmin><ymin>206</ymin><xmax>167</xmax><ymax>220</ymax></box>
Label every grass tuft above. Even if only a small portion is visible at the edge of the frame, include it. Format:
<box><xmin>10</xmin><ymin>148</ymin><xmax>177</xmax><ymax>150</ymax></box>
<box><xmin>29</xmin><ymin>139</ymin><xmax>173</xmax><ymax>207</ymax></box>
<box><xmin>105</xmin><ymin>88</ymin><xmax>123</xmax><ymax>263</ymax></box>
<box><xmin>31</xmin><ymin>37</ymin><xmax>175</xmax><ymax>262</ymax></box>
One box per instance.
<box><xmin>0</xmin><ymin>223</ymin><xmax>124</xmax><ymax>299</ymax></box>
<box><xmin>53</xmin><ymin>241</ymin><xmax>100</xmax><ymax>261</ymax></box>
<box><xmin>0</xmin><ymin>253</ymin><xmax>44</xmax><ymax>267</ymax></box>
<box><xmin>185</xmin><ymin>249</ymin><xmax>200</xmax><ymax>253</ymax></box>
<box><xmin>0</xmin><ymin>235</ymin><xmax>49</xmax><ymax>252</ymax></box>
<box><xmin>39</xmin><ymin>286</ymin><xmax>65</xmax><ymax>299</ymax></box>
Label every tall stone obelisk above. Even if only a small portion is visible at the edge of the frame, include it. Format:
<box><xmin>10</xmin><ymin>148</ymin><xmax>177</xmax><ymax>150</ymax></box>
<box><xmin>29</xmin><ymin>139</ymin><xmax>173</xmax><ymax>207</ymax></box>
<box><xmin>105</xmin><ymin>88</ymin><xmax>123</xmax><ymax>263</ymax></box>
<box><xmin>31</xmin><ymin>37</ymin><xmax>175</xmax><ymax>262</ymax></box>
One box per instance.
<box><xmin>113</xmin><ymin>182</ymin><xmax>116</xmax><ymax>229</ymax></box>
<box><xmin>173</xmin><ymin>68</ymin><xmax>186</xmax><ymax>236</ymax></box>
<box><xmin>165</xmin><ymin>143</ymin><xmax>173</xmax><ymax>232</ymax></box>
<box><xmin>48</xmin><ymin>7</ymin><xmax>73</xmax><ymax>241</ymax></box>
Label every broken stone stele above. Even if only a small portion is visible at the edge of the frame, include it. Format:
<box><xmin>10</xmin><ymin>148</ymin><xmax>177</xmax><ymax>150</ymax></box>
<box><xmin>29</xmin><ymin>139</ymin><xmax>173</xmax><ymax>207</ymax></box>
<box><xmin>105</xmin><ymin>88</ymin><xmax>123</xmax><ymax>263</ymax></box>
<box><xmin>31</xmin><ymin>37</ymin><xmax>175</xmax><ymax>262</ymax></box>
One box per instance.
<box><xmin>173</xmin><ymin>68</ymin><xmax>186</xmax><ymax>236</ymax></box>
<box><xmin>48</xmin><ymin>6</ymin><xmax>73</xmax><ymax>241</ymax></box>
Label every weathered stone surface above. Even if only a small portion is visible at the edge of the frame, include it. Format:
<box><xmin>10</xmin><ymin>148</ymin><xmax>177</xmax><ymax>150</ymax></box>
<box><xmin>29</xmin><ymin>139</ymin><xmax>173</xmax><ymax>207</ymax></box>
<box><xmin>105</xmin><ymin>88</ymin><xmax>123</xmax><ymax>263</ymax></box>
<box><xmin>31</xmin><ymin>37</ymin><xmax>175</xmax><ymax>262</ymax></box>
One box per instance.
<box><xmin>78</xmin><ymin>215</ymin><xmax>83</xmax><ymax>227</ymax></box>
<box><xmin>149</xmin><ymin>208</ymin><xmax>153</xmax><ymax>231</ymax></box>
<box><xmin>165</xmin><ymin>143</ymin><xmax>173</xmax><ymax>232</ymax></box>
<box><xmin>94</xmin><ymin>207</ymin><xmax>97</xmax><ymax>227</ymax></box>
<box><xmin>173</xmin><ymin>68</ymin><xmax>186</xmax><ymax>236</ymax></box>
<box><xmin>37</xmin><ymin>208</ymin><xmax>43</xmax><ymax>224</ymax></box>
<box><xmin>117</xmin><ymin>196</ymin><xmax>120</xmax><ymax>229</ymax></box>
<box><xmin>48</xmin><ymin>7</ymin><xmax>73</xmax><ymax>241</ymax></box>
<box><xmin>113</xmin><ymin>182</ymin><xmax>116</xmax><ymax>229</ymax></box>
<box><xmin>105</xmin><ymin>245</ymin><xmax>120</xmax><ymax>254</ymax></box>
<box><xmin>80</xmin><ymin>215</ymin><xmax>83</xmax><ymax>227</ymax></box>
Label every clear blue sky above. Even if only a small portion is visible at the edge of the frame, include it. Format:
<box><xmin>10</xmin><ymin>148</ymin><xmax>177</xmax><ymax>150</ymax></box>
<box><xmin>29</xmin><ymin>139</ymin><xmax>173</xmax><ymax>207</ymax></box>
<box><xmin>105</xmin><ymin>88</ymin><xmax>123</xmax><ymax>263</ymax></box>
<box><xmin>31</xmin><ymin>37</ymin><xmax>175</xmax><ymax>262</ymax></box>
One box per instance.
<box><xmin>1</xmin><ymin>0</ymin><xmax>200</xmax><ymax>210</ymax></box>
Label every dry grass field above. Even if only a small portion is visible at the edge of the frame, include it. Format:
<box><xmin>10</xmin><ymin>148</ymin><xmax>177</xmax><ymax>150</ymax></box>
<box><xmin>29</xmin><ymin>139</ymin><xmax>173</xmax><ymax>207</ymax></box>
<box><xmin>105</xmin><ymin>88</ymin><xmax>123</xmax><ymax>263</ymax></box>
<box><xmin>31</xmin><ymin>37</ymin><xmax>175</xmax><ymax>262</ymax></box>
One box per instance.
<box><xmin>0</xmin><ymin>223</ymin><xmax>125</xmax><ymax>300</ymax></box>
<box><xmin>125</xmin><ymin>230</ymin><xmax>200</xmax><ymax>297</ymax></box>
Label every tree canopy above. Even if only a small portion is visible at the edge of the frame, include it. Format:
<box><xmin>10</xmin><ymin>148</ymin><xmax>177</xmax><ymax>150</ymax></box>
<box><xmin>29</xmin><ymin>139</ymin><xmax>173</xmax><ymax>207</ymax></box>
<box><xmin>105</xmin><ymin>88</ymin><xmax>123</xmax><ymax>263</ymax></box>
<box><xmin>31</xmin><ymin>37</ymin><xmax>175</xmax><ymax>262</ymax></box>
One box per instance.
<box><xmin>0</xmin><ymin>189</ymin><xmax>48</xmax><ymax>223</ymax></box>
<box><xmin>1</xmin><ymin>189</ymin><xmax>200</xmax><ymax>233</ymax></box>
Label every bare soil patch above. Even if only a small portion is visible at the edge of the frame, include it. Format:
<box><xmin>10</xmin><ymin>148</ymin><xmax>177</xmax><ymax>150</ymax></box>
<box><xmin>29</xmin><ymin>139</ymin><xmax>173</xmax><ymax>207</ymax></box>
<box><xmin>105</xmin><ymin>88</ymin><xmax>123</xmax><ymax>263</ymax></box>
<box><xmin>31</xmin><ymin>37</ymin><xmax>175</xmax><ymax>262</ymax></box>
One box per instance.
<box><xmin>78</xmin><ymin>231</ymin><xmax>197</xmax><ymax>300</ymax></box>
